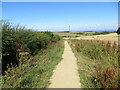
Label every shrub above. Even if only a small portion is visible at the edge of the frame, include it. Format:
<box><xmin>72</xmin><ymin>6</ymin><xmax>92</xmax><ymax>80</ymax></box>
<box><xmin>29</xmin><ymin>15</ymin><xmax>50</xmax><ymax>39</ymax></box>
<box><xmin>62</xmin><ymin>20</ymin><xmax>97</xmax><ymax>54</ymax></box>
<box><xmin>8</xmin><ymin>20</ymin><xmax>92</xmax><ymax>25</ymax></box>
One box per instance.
<box><xmin>2</xmin><ymin>21</ymin><xmax>61</xmax><ymax>73</ymax></box>
<box><xmin>2</xmin><ymin>22</ymin><xmax>19</xmax><ymax>72</ymax></box>
<box><xmin>27</xmin><ymin>32</ymin><xmax>51</xmax><ymax>55</ymax></box>
<box><xmin>116</xmin><ymin>27</ymin><xmax>120</xmax><ymax>34</ymax></box>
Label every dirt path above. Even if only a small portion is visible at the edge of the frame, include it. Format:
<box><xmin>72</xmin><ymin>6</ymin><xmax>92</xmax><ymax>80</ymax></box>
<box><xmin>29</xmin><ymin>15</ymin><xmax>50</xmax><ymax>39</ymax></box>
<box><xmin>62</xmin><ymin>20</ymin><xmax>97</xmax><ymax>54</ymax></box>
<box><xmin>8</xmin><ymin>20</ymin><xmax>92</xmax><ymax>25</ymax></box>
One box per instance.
<box><xmin>48</xmin><ymin>40</ymin><xmax>81</xmax><ymax>88</ymax></box>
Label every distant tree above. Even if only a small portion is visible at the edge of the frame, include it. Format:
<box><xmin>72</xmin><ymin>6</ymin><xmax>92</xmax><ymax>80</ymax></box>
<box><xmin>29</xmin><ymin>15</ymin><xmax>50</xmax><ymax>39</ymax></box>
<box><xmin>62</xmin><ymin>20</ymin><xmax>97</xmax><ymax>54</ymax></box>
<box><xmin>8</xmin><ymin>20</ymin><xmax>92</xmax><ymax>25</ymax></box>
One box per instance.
<box><xmin>116</xmin><ymin>27</ymin><xmax>120</xmax><ymax>34</ymax></box>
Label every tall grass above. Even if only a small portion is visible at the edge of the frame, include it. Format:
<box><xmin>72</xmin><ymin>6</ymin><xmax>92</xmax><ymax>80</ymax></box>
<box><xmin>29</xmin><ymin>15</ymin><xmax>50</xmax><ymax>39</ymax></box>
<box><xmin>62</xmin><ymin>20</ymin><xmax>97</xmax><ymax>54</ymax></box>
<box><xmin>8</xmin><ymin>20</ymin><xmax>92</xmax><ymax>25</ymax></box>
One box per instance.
<box><xmin>69</xmin><ymin>39</ymin><xmax>119</xmax><ymax>88</ymax></box>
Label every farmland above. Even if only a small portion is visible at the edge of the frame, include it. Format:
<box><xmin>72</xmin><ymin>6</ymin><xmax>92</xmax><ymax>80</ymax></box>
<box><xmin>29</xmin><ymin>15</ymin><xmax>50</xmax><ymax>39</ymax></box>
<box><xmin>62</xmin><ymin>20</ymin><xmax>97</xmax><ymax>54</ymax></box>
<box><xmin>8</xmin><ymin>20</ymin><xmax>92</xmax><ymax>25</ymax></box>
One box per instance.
<box><xmin>54</xmin><ymin>31</ymin><xmax>118</xmax><ymax>43</ymax></box>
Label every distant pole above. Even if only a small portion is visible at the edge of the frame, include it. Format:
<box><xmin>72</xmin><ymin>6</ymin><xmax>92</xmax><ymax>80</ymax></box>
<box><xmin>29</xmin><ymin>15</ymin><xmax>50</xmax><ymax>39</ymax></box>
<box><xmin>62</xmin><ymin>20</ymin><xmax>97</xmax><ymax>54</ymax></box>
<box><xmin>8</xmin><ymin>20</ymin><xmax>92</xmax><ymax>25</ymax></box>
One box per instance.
<box><xmin>69</xmin><ymin>25</ymin><xmax>70</xmax><ymax>32</ymax></box>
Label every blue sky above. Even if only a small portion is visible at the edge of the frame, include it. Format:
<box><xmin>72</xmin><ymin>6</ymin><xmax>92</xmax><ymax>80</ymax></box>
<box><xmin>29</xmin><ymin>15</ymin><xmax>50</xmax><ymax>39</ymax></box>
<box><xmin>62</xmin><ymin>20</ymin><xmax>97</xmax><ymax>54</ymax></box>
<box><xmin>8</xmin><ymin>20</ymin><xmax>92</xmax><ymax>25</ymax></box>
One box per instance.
<box><xmin>2</xmin><ymin>2</ymin><xmax>118</xmax><ymax>31</ymax></box>
<box><xmin>2</xmin><ymin>0</ymin><xmax>120</xmax><ymax>2</ymax></box>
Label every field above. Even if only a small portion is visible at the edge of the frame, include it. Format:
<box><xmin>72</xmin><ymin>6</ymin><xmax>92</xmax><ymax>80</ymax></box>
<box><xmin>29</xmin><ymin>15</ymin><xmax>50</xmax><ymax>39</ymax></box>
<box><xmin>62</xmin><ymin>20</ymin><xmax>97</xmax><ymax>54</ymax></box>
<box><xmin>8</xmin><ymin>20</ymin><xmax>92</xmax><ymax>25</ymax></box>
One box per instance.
<box><xmin>75</xmin><ymin>33</ymin><xmax>118</xmax><ymax>44</ymax></box>
<box><xmin>54</xmin><ymin>31</ymin><xmax>118</xmax><ymax>44</ymax></box>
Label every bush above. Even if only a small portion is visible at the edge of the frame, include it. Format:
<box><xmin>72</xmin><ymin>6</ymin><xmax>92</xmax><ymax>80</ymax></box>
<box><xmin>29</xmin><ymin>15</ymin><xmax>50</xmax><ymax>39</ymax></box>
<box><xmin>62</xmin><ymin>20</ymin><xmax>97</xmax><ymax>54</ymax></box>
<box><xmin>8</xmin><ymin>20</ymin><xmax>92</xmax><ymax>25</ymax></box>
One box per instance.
<box><xmin>2</xmin><ymin>21</ymin><xmax>61</xmax><ymax>73</ymax></box>
<box><xmin>2</xmin><ymin>22</ymin><xmax>19</xmax><ymax>72</ymax></box>
<box><xmin>27</xmin><ymin>32</ymin><xmax>51</xmax><ymax>54</ymax></box>
<box><xmin>117</xmin><ymin>27</ymin><xmax>120</xmax><ymax>34</ymax></box>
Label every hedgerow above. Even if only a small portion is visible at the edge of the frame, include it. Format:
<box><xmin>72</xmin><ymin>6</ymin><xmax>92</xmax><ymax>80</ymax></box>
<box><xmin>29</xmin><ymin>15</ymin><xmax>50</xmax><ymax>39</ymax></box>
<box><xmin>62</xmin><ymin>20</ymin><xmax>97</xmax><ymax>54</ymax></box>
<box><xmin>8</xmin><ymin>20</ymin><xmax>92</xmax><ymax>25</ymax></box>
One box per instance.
<box><xmin>2</xmin><ymin>21</ymin><xmax>61</xmax><ymax>73</ymax></box>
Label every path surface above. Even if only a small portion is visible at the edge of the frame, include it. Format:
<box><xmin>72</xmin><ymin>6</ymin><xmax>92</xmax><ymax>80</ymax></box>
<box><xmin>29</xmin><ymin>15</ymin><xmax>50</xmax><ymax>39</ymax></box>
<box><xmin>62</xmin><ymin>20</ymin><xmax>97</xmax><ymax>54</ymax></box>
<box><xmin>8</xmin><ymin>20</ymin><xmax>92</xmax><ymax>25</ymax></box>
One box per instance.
<box><xmin>48</xmin><ymin>41</ymin><xmax>81</xmax><ymax>88</ymax></box>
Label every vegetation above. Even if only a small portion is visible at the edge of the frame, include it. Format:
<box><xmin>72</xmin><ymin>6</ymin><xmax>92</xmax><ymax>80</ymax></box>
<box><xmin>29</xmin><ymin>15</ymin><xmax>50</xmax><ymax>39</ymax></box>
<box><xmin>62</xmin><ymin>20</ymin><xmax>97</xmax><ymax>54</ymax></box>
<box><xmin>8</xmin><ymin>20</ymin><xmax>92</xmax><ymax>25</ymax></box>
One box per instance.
<box><xmin>74</xmin><ymin>31</ymin><xmax>113</xmax><ymax>35</ymax></box>
<box><xmin>2</xmin><ymin>40</ymin><xmax>64</xmax><ymax>88</ymax></box>
<box><xmin>54</xmin><ymin>31</ymin><xmax>115</xmax><ymax>38</ymax></box>
<box><xmin>2</xmin><ymin>21</ymin><xmax>61</xmax><ymax>73</ymax></box>
<box><xmin>62</xmin><ymin>35</ymin><xmax>79</xmax><ymax>38</ymax></box>
<box><xmin>117</xmin><ymin>27</ymin><xmax>120</xmax><ymax>34</ymax></box>
<box><xmin>68</xmin><ymin>39</ymin><xmax>119</xmax><ymax>88</ymax></box>
<box><xmin>54</xmin><ymin>32</ymin><xmax>80</xmax><ymax>38</ymax></box>
<box><xmin>1</xmin><ymin>21</ymin><xmax>64</xmax><ymax>88</ymax></box>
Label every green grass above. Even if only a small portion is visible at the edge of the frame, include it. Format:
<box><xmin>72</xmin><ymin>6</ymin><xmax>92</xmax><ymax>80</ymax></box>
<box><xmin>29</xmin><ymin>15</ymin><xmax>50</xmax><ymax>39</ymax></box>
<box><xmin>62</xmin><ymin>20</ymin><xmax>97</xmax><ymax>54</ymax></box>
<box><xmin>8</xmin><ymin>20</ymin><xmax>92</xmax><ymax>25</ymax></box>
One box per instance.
<box><xmin>2</xmin><ymin>40</ymin><xmax>64</xmax><ymax>88</ymax></box>
<box><xmin>68</xmin><ymin>39</ymin><xmax>119</xmax><ymax>88</ymax></box>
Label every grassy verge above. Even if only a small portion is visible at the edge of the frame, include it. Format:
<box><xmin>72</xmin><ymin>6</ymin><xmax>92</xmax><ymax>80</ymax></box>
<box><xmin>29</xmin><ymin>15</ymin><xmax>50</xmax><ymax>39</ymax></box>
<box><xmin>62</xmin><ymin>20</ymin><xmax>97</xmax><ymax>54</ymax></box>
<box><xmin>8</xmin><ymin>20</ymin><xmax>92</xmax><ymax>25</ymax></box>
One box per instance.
<box><xmin>68</xmin><ymin>39</ymin><xmax>119</xmax><ymax>88</ymax></box>
<box><xmin>2</xmin><ymin>40</ymin><xmax>64</xmax><ymax>88</ymax></box>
